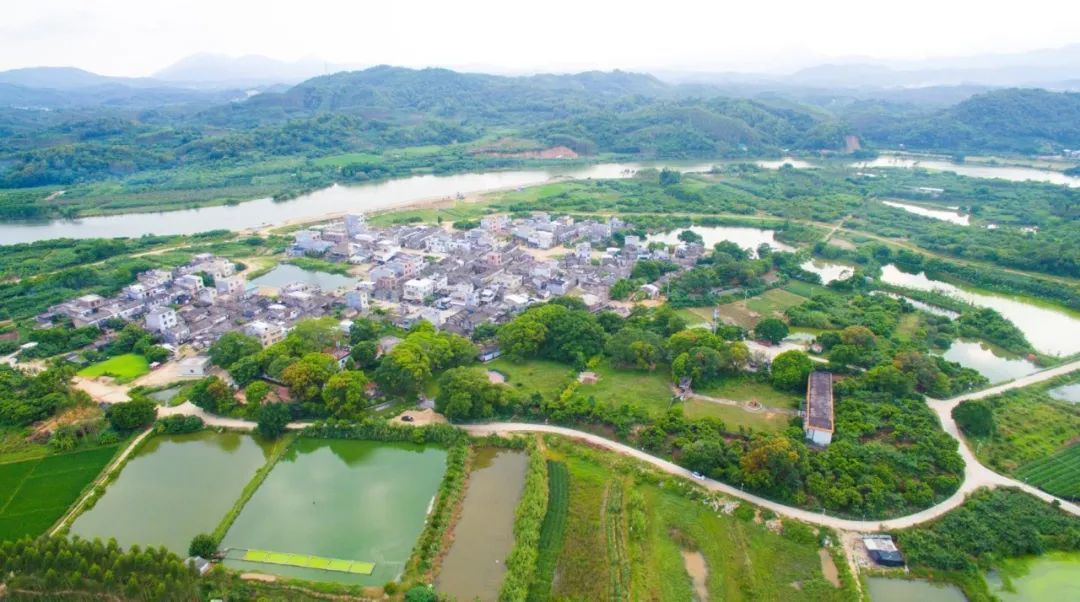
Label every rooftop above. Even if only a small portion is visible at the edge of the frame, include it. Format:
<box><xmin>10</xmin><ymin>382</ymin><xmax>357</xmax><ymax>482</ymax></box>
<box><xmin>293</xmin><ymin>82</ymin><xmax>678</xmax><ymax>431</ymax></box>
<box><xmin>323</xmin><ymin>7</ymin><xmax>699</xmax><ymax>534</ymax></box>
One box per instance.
<box><xmin>805</xmin><ymin>371</ymin><xmax>834</xmax><ymax>432</ymax></box>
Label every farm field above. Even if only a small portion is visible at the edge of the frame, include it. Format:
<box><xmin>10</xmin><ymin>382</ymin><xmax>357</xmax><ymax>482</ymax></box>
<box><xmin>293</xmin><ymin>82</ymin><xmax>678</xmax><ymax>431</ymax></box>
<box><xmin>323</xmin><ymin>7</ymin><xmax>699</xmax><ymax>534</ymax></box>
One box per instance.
<box><xmin>1015</xmin><ymin>445</ymin><xmax>1080</xmax><ymax>500</ymax></box>
<box><xmin>682</xmin><ymin>399</ymin><xmax>793</xmax><ymax>434</ymax></box>
<box><xmin>77</xmin><ymin>353</ymin><xmax>150</xmax><ymax>383</ymax></box>
<box><xmin>0</xmin><ymin>446</ymin><xmax>117</xmax><ymax>541</ymax></box>
<box><xmin>971</xmin><ymin>373</ymin><xmax>1080</xmax><ymax>478</ymax></box>
<box><xmin>540</xmin><ymin>438</ymin><xmax>850</xmax><ymax>601</ymax></box>
<box><xmin>528</xmin><ymin>460</ymin><xmax>569</xmax><ymax>602</ymax></box>
<box><xmin>715</xmin><ymin>288</ymin><xmax>808</xmax><ymax>329</ymax></box>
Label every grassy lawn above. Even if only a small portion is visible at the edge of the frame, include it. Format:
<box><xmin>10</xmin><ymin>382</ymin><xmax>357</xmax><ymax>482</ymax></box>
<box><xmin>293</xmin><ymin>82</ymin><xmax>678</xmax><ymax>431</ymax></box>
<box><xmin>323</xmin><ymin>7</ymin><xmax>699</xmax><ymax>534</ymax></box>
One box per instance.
<box><xmin>695</xmin><ymin>377</ymin><xmax>803</xmax><ymax>409</ymax></box>
<box><xmin>681</xmin><ymin>399</ymin><xmax>793</xmax><ymax>434</ymax></box>
<box><xmin>487</xmin><ymin>358</ymin><xmax>573</xmax><ymax>400</ymax></box>
<box><xmin>77</xmin><ymin>353</ymin><xmax>150</xmax><ymax>383</ymax></box>
<box><xmin>782</xmin><ymin>280</ymin><xmax>826</xmax><ymax>298</ymax></box>
<box><xmin>0</xmin><ymin>446</ymin><xmax>118</xmax><ymax>541</ymax></box>
<box><xmin>578</xmin><ymin>361</ymin><xmax>677</xmax><ymax>415</ymax></box>
<box><xmin>674</xmin><ymin>307</ymin><xmax>715</xmax><ymax>328</ymax></box>
<box><xmin>542</xmin><ymin>439</ymin><xmax>849</xmax><ymax>601</ymax></box>
<box><xmin>715</xmin><ymin>288</ymin><xmax>808</xmax><ymax>329</ymax></box>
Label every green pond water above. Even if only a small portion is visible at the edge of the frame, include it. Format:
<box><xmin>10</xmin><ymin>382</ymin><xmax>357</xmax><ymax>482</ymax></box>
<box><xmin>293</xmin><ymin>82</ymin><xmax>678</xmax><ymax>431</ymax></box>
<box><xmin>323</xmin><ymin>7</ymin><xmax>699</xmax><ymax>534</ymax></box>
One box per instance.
<box><xmin>248</xmin><ymin>264</ymin><xmax>358</xmax><ymax>292</ymax></box>
<box><xmin>865</xmin><ymin>577</ymin><xmax>966</xmax><ymax>602</ymax></box>
<box><xmin>222</xmin><ymin>438</ymin><xmax>447</xmax><ymax>585</ymax></box>
<box><xmin>987</xmin><ymin>552</ymin><xmax>1080</xmax><ymax>601</ymax></box>
<box><xmin>1049</xmin><ymin>383</ymin><xmax>1080</xmax><ymax>403</ymax></box>
<box><xmin>940</xmin><ymin>339</ymin><xmax>1039</xmax><ymax>384</ymax></box>
<box><xmin>69</xmin><ymin>431</ymin><xmax>273</xmax><ymax>554</ymax></box>
<box><xmin>436</xmin><ymin>448</ymin><xmax>528</xmax><ymax>601</ymax></box>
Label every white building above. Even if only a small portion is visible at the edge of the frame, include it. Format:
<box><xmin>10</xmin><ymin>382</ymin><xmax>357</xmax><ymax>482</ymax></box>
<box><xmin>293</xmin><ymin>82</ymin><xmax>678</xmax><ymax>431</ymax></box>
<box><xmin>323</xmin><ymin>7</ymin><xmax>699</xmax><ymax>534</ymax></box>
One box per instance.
<box><xmin>243</xmin><ymin>320</ymin><xmax>286</xmax><ymax>347</ymax></box>
<box><xmin>145</xmin><ymin>307</ymin><xmax>179</xmax><ymax>333</ymax></box>
<box><xmin>403</xmin><ymin>278</ymin><xmax>436</xmax><ymax>303</ymax></box>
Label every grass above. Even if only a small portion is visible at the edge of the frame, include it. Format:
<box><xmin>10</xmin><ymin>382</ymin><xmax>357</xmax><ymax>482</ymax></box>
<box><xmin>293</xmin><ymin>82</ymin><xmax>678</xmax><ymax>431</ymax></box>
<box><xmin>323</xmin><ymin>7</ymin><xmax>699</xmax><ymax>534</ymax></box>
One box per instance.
<box><xmin>1015</xmin><ymin>445</ymin><xmax>1080</xmax><ymax>499</ymax></box>
<box><xmin>972</xmin><ymin>373</ymin><xmax>1080</xmax><ymax>477</ymax></box>
<box><xmin>77</xmin><ymin>353</ymin><xmax>150</xmax><ymax>383</ymax></box>
<box><xmin>674</xmin><ymin>306</ymin><xmax>716</xmax><ymax>328</ymax></box>
<box><xmin>528</xmin><ymin>461</ymin><xmax>569</xmax><ymax>602</ymax></box>
<box><xmin>0</xmin><ymin>446</ymin><xmax>118</xmax><ymax>541</ymax></box>
<box><xmin>240</xmin><ymin>549</ymin><xmax>375</xmax><ymax>575</ymax></box>
<box><xmin>487</xmin><ymin>358</ymin><xmax>573</xmax><ymax>400</ymax></box>
<box><xmin>783</xmin><ymin>280</ymin><xmax>826</xmax><ymax>298</ymax></box>
<box><xmin>694</xmin><ymin>376</ymin><xmax>802</xmax><ymax>409</ymax></box>
<box><xmin>681</xmin><ymin>399</ymin><xmax>793</xmax><ymax>434</ymax></box>
<box><xmin>578</xmin><ymin>361</ymin><xmax>677</xmax><ymax>415</ymax></box>
<box><xmin>542</xmin><ymin>439</ymin><xmax>851</xmax><ymax>601</ymax></box>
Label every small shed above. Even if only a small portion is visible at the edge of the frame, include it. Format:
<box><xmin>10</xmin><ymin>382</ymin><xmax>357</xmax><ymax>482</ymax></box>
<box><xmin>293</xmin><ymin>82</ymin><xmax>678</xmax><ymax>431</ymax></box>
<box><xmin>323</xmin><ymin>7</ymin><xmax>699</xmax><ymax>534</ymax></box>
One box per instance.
<box><xmin>863</xmin><ymin>535</ymin><xmax>904</xmax><ymax>567</ymax></box>
<box><xmin>578</xmin><ymin>371</ymin><xmax>599</xmax><ymax>385</ymax></box>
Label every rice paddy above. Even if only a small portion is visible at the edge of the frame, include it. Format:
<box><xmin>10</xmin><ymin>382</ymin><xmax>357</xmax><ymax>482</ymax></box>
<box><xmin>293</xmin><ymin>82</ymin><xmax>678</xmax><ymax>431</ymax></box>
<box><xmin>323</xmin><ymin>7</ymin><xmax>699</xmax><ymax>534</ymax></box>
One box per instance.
<box><xmin>1015</xmin><ymin>445</ymin><xmax>1080</xmax><ymax>499</ymax></box>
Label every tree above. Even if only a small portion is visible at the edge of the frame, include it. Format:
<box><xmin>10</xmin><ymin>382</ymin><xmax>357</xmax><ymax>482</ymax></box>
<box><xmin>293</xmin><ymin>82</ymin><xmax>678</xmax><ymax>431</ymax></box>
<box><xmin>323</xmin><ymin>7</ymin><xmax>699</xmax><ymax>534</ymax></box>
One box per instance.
<box><xmin>281</xmin><ymin>353</ymin><xmax>337</xmax><ymax>402</ymax></box>
<box><xmin>228</xmin><ymin>355</ymin><xmax>261</xmax><ymax>388</ymax></box>
<box><xmin>953</xmin><ymin>400</ymin><xmax>995</xmax><ymax>437</ymax></box>
<box><xmin>754</xmin><ymin>318</ymin><xmax>789</xmax><ymax>344</ymax></box>
<box><xmin>659</xmin><ymin>168</ymin><xmax>682</xmax><ymax>186</ymax></box>
<box><xmin>840</xmin><ymin>325</ymin><xmax>877</xmax><ymax>350</ymax></box>
<box><xmin>322</xmin><ymin>371</ymin><xmax>370</xmax><ymax>417</ymax></box>
<box><xmin>863</xmin><ymin>365</ymin><xmax>914</xmax><ymax>396</ymax></box>
<box><xmin>244</xmin><ymin>381</ymin><xmax>270</xmax><ymax>405</ymax></box>
<box><xmin>404</xmin><ymin>585</ymin><xmax>439</xmax><ymax>602</ymax></box>
<box><xmin>677</xmin><ymin>229</ymin><xmax>704</xmax><ymax>245</ymax></box>
<box><xmin>605</xmin><ymin>328</ymin><xmax>664</xmax><ymax>370</ymax></box>
<box><xmin>208</xmin><ymin>332</ymin><xmax>261</xmax><ymax>369</ymax></box>
<box><xmin>143</xmin><ymin>345</ymin><xmax>170</xmax><ymax>364</ymax></box>
<box><xmin>188</xmin><ymin>534</ymin><xmax>216</xmax><ymax>558</ymax></box>
<box><xmin>105</xmin><ymin>399</ymin><xmax>156</xmax><ymax>432</ymax></box>
<box><xmin>770</xmin><ymin>350</ymin><xmax>813</xmax><ymax>392</ymax></box>
<box><xmin>349</xmin><ymin>340</ymin><xmax>380</xmax><ymax>370</ymax></box>
<box><xmin>497</xmin><ymin>314</ymin><xmax>547</xmax><ymax>360</ymax></box>
<box><xmin>349</xmin><ymin>318</ymin><xmax>382</xmax><ymax>344</ymax></box>
<box><xmin>435</xmin><ymin>367</ymin><xmax>510</xmax><ymax>421</ymax></box>
<box><xmin>740</xmin><ymin>435</ymin><xmax>803</xmax><ymax>495</ymax></box>
<box><xmin>188</xmin><ymin>376</ymin><xmax>235</xmax><ymax>414</ymax></box>
<box><xmin>256</xmin><ymin>403</ymin><xmax>290</xmax><ymax>439</ymax></box>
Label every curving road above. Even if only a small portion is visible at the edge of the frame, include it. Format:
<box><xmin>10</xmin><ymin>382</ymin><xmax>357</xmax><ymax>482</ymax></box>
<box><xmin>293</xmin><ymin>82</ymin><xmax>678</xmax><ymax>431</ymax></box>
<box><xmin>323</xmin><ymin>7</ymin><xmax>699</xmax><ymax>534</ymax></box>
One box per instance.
<box><xmin>466</xmin><ymin>360</ymin><xmax>1080</xmax><ymax>532</ymax></box>
<box><xmin>146</xmin><ymin>361</ymin><xmax>1079</xmax><ymax>532</ymax></box>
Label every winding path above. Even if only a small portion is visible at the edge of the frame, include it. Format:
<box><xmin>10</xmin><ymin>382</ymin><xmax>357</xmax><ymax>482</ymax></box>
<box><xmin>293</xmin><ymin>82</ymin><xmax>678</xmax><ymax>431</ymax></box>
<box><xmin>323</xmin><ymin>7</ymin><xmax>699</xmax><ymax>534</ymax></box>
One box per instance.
<box><xmin>467</xmin><ymin>360</ymin><xmax>1080</xmax><ymax>532</ymax></box>
<box><xmin>129</xmin><ymin>361</ymin><xmax>1079</xmax><ymax>534</ymax></box>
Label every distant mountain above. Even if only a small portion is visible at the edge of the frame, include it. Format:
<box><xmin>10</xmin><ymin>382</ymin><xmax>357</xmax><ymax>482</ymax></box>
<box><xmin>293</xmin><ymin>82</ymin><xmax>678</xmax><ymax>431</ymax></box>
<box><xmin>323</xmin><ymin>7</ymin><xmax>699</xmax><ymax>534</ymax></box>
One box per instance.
<box><xmin>0</xmin><ymin>67</ymin><xmax>137</xmax><ymax>90</ymax></box>
<box><xmin>859</xmin><ymin>88</ymin><xmax>1080</xmax><ymax>153</ymax></box>
<box><xmin>153</xmin><ymin>54</ymin><xmax>354</xmax><ymax>87</ymax></box>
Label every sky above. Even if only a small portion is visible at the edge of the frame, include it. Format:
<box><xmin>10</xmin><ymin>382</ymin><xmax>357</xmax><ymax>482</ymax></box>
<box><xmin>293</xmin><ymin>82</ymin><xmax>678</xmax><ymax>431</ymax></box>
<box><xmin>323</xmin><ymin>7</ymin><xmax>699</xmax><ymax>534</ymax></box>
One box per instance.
<box><xmin>3</xmin><ymin>0</ymin><xmax>1080</xmax><ymax>76</ymax></box>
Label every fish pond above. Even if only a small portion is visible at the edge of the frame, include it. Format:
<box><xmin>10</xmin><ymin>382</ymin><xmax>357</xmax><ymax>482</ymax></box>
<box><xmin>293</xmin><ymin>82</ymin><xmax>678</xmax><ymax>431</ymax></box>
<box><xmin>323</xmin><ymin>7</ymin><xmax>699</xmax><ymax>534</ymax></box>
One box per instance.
<box><xmin>221</xmin><ymin>438</ymin><xmax>447</xmax><ymax>585</ymax></box>
<box><xmin>1049</xmin><ymin>383</ymin><xmax>1080</xmax><ymax>403</ymax></box>
<box><xmin>879</xmin><ymin>264</ymin><xmax>1080</xmax><ymax>356</ymax></box>
<box><xmin>649</xmin><ymin>225</ymin><xmax>794</xmax><ymax>256</ymax></box>
<box><xmin>436</xmin><ymin>448</ymin><xmax>528</xmax><ymax>601</ymax></box>
<box><xmin>248</xmin><ymin>264</ymin><xmax>359</xmax><ymax>292</ymax></box>
<box><xmin>69</xmin><ymin>431</ymin><xmax>274</xmax><ymax>554</ymax></box>
<box><xmin>864</xmin><ymin>577</ymin><xmax>965</xmax><ymax>602</ymax></box>
<box><xmin>986</xmin><ymin>552</ymin><xmax>1080</xmax><ymax>601</ymax></box>
<box><xmin>801</xmin><ymin>259</ymin><xmax>854</xmax><ymax>284</ymax></box>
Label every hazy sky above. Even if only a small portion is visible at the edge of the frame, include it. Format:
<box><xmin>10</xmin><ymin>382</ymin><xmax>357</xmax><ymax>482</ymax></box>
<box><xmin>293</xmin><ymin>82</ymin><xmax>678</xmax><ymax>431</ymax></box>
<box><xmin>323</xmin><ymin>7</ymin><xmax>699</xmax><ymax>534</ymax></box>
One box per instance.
<box><xmin>4</xmin><ymin>0</ymin><xmax>1079</xmax><ymax>76</ymax></box>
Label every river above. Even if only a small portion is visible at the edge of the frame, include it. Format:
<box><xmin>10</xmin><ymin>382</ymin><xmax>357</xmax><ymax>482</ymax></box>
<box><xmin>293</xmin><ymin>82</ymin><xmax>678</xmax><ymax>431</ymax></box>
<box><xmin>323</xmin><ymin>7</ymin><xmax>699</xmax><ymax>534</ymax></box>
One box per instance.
<box><xmin>0</xmin><ymin>161</ymin><xmax>717</xmax><ymax>245</ymax></box>
<box><xmin>854</xmin><ymin>155</ymin><xmax>1080</xmax><ymax>188</ymax></box>
<box><xmin>879</xmin><ymin>264</ymin><xmax>1080</xmax><ymax>356</ymax></box>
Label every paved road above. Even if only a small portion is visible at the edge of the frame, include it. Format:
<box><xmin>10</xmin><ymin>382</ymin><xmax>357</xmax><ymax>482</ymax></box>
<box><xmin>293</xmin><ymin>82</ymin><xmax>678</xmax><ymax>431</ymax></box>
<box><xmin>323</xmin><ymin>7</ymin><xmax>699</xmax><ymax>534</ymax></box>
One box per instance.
<box><xmin>152</xmin><ymin>361</ymin><xmax>1080</xmax><ymax>532</ymax></box>
<box><xmin>466</xmin><ymin>360</ymin><xmax>1080</xmax><ymax>531</ymax></box>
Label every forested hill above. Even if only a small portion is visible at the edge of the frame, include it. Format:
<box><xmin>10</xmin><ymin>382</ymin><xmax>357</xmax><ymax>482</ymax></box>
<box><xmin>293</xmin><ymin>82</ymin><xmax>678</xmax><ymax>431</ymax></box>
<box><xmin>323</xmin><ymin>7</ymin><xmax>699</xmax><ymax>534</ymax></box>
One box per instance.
<box><xmin>858</xmin><ymin>88</ymin><xmax>1080</xmax><ymax>153</ymax></box>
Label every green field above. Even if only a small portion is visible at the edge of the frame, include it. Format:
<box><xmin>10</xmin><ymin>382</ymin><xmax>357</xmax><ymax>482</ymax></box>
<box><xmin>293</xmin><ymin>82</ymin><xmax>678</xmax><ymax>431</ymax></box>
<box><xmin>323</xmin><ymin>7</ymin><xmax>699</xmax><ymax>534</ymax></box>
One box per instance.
<box><xmin>528</xmin><ymin>461</ymin><xmax>569</xmax><ymax>602</ymax></box>
<box><xmin>577</xmin><ymin>361</ymin><xmax>676</xmax><ymax>415</ymax></box>
<box><xmin>486</xmin><ymin>358</ymin><xmax>573</xmax><ymax>400</ymax></box>
<box><xmin>77</xmin><ymin>353</ymin><xmax>150</xmax><ymax>383</ymax></box>
<box><xmin>542</xmin><ymin>439</ymin><xmax>849</xmax><ymax>601</ymax></box>
<box><xmin>0</xmin><ymin>446</ymin><xmax>117</xmax><ymax>540</ymax></box>
<box><xmin>682</xmin><ymin>399</ymin><xmax>793</xmax><ymax>434</ymax></box>
<box><xmin>1015</xmin><ymin>445</ymin><xmax>1080</xmax><ymax>499</ymax></box>
<box><xmin>694</xmin><ymin>376</ymin><xmax>802</xmax><ymax>409</ymax></box>
<box><xmin>240</xmin><ymin>549</ymin><xmax>375</xmax><ymax>575</ymax></box>
<box><xmin>715</xmin><ymin>288</ymin><xmax>808</xmax><ymax>329</ymax></box>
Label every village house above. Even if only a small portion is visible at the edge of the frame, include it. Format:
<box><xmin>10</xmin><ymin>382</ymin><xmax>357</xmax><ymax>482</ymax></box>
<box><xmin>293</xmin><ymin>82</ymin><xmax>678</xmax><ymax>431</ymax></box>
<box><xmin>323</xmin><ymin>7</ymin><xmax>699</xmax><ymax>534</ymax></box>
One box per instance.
<box><xmin>804</xmin><ymin>371</ymin><xmax>834</xmax><ymax>446</ymax></box>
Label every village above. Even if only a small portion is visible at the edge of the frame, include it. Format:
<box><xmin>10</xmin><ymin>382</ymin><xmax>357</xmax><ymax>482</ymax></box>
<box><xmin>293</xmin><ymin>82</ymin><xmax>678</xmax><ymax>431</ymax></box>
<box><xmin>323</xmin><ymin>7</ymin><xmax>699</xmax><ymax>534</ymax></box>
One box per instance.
<box><xmin>34</xmin><ymin>211</ymin><xmax>709</xmax><ymax>355</ymax></box>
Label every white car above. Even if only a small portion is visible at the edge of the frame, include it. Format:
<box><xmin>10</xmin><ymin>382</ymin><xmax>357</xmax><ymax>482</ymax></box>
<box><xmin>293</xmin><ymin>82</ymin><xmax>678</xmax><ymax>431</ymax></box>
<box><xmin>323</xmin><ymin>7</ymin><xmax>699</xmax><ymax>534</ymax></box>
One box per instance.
<box><xmin>690</xmin><ymin>471</ymin><xmax>706</xmax><ymax>481</ymax></box>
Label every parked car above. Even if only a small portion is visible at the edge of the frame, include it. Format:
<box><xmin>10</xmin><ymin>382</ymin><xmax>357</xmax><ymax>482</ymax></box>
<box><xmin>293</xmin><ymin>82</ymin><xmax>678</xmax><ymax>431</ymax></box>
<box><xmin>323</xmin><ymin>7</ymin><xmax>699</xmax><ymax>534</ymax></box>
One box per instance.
<box><xmin>690</xmin><ymin>471</ymin><xmax>706</xmax><ymax>481</ymax></box>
